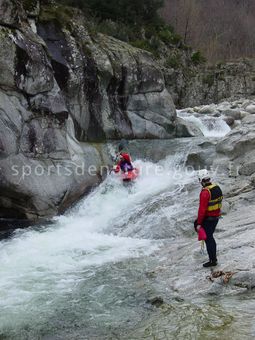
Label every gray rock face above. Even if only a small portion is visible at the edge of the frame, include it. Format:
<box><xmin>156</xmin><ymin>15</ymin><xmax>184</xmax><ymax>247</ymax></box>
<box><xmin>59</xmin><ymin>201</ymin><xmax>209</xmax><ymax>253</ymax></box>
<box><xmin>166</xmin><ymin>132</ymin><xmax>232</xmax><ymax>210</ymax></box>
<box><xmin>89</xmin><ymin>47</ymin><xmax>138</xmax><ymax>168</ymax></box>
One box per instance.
<box><xmin>165</xmin><ymin>59</ymin><xmax>255</xmax><ymax>108</ymax></box>
<box><xmin>239</xmin><ymin>161</ymin><xmax>255</xmax><ymax>176</ymax></box>
<box><xmin>0</xmin><ymin>89</ymin><xmax>103</xmax><ymax>220</ymax></box>
<box><xmin>14</xmin><ymin>30</ymin><xmax>54</xmax><ymax>95</ymax></box>
<box><xmin>0</xmin><ymin>1</ymin><xmax>178</xmax><ymax>221</ymax></box>
<box><xmin>0</xmin><ymin>27</ymin><xmax>16</xmax><ymax>88</ymax></box>
<box><xmin>0</xmin><ymin>0</ymin><xmax>25</xmax><ymax>27</ymax></box>
<box><xmin>36</xmin><ymin>13</ymin><xmax>176</xmax><ymax>141</ymax></box>
<box><xmin>216</xmin><ymin>123</ymin><xmax>255</xmax><ymax>159</ymax></box>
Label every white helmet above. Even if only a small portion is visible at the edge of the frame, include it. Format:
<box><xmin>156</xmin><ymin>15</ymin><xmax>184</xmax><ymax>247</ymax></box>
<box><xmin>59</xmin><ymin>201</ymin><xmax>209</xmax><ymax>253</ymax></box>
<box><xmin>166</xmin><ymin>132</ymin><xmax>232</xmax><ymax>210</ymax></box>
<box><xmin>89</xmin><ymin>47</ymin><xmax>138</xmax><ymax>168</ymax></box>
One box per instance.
<box><xmin>197</xmin><ymin>169</ymin><xmax>210</xmax><ymax>182</ymax></box>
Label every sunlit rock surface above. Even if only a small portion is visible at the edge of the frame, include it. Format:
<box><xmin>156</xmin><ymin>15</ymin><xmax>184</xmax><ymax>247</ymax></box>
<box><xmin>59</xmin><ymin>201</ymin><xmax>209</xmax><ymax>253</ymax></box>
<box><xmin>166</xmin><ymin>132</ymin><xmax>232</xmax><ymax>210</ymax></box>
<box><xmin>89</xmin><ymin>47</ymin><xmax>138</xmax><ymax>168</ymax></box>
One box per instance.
<box><xmin>0</xmin><ymin>0</ymin><xmax>176</xmax><ymax>221</ymax></box>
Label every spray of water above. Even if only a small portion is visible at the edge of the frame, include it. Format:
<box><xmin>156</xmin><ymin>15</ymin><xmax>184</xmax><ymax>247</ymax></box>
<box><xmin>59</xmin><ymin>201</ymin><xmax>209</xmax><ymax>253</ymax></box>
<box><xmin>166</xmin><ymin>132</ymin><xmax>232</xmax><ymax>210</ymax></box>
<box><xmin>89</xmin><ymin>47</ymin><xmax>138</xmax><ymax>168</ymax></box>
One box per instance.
<box><xmin>0</xmin><ymin>151</ymin><xmax>197</xmax><ymax>334</ymax></box>
<box><xmin>0</xmin><ymin>107</ymin><xmax>229</xmax><ymax>336</ymax></box>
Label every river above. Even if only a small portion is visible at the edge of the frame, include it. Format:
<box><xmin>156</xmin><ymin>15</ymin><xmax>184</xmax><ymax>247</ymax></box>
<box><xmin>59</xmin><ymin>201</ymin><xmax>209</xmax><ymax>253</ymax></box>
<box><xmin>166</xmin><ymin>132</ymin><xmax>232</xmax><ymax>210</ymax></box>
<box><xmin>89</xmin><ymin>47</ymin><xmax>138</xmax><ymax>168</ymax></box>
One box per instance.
<box><xmin>0</xmin><ymin>111</ymin><xmax>254</xmax><ymax>339</ymax></box>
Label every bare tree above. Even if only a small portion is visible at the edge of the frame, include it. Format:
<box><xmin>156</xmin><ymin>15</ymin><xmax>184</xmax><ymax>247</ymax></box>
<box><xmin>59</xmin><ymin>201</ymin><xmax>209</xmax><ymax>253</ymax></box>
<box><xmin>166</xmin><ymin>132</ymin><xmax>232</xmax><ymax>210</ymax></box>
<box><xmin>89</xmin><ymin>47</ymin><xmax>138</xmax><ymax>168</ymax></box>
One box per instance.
<box><xmin>162</xmin><ymin>0</ymin><xmax>255</xmax><ymax>63</ymax></box>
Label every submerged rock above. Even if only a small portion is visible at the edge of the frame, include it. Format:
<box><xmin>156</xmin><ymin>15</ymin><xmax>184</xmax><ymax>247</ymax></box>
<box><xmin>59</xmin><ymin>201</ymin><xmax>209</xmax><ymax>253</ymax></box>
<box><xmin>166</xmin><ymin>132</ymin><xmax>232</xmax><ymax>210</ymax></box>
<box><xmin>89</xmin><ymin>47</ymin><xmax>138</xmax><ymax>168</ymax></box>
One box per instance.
<box><xmin>244</xmin><ymin>104</ymin><xmax>255</xmax><ymax>114</ymax></box>
<box><xmin>175</xmin><ymin>117</ymin><xmax>203</xmax><ymax>137</ymax></box>
<box><xmin>230</xmin><ymin>271</ymin><xmax>255</xmax><ymax>289</ymax></box>
<box><xmin>221</xmin><ymin>109</ymin><xmax>242</xmax><ymax>120</ymax></box>
<box><xmin>147</xmin><ymin>296</ymin><xmax>164</xmax><ymax>307</ymax></box>
<box><xmin>223</xmin><ymin>116</ymin><xmax>235</xmax><ymax>126</ymax></box>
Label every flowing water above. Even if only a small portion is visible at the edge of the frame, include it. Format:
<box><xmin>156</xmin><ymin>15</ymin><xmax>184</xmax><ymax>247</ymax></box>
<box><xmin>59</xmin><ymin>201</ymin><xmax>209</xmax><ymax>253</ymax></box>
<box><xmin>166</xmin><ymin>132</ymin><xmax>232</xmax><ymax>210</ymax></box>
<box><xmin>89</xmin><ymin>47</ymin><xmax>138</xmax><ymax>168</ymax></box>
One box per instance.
<box><xmin>0</xmin><ymin>114</ymin><xmax>254</xmax><ymax>339</ymax></box>
<box><xmin>177</xmin><ymin>110</ymin><xmax>231</xmax><ymax>137</ymax></box>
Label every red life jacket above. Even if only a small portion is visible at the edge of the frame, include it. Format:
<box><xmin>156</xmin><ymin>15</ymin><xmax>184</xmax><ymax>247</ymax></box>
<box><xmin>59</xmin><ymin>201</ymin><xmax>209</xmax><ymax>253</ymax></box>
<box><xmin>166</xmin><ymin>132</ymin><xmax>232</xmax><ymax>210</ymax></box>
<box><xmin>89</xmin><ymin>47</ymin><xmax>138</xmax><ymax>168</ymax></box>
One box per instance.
<box><xmin>197</xmin><ymin>183</ymin><xmax>223</xmax><ymax>225</ymax></box>
<box><xmin>120</xmin><ymin>153</ymin><xmax>131</xmax><ymax>163</ymax></box>
<box><xmin>114</xmin><ymin>153</ymin><xmax>132</xmax><ymax>173</ymax></box>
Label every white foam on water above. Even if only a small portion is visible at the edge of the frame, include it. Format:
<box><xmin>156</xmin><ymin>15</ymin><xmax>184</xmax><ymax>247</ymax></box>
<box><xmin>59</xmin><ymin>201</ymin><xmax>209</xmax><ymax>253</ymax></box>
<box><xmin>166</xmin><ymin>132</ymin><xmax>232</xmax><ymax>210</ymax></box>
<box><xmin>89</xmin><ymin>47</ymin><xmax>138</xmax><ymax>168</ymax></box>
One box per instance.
<box><xmin>0</xmin><ymin>153</ymin><xmax>196</xmax><ymax>330</ymax></box>
<box><xmin>177</xmin><ymin>110</ymin><xmax>231</xmax><ymax>137</ymax></box>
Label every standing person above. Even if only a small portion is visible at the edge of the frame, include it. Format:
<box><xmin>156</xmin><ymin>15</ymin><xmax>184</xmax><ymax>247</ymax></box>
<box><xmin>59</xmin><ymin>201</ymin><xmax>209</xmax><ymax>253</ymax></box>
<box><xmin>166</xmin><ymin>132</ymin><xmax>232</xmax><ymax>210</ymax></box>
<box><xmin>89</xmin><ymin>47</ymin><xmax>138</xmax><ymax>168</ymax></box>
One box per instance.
<box><xmin>195</xmin><ymin>169</ymin><xmax>223</xmax><ymax>267</ymax></box>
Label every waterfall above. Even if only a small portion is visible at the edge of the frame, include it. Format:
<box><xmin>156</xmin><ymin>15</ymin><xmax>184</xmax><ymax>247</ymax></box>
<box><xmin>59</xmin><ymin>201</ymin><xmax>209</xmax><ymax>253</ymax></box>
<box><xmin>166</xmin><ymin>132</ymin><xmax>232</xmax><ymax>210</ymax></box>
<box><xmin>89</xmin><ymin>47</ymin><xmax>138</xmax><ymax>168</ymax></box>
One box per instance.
<box><xmin>177</xmin><ymin>110</ymin><xmax>231</xmax><ymax>137</ymax></box>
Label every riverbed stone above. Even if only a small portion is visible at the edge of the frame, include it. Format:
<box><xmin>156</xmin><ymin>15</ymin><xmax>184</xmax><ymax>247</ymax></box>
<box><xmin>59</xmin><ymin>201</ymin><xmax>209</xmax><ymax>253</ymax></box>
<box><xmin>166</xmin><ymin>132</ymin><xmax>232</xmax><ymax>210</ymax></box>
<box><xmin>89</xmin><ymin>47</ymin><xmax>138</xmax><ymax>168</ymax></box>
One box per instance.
<box><xmin>244</xmin><ymin>104</ymin><xmax>255</xmax><ymax>114</ymax></box>
<box><xmin>175</xmin><ymin>117</ymin><xmax>203</xmax><ymax>137</ymax></box>
<box><xmin>221</xmin><ymin>109</ymin><xmax>242</xmax><ymax>120</ymax></box>
<box><xmin>230</xmin><ymin>271</ymin><xmax>255</xmax><ymax>289</ymax></box>
<box><xmin>223</xmin><ymin>116</ymin><xmax>235</xmax><ymax>126</ymax></box>
<box><xmin>198</xmin><ymin>105</ymin><xmax>215</xmax><ymax>114</ymax></box>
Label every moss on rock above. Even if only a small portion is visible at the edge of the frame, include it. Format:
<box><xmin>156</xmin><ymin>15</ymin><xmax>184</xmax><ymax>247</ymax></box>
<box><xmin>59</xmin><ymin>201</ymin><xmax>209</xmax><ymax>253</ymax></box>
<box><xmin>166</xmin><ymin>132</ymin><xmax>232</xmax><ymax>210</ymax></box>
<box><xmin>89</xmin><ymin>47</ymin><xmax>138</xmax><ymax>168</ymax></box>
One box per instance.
<box><xmin>39</xmin><ymin>4</ymin><xmax>76</xmax><ymax>29</ymax></box>
<box><xmin>22</xmin><ymin>0</ymin><xmax>38</xmax><ymax>13</ymax></box>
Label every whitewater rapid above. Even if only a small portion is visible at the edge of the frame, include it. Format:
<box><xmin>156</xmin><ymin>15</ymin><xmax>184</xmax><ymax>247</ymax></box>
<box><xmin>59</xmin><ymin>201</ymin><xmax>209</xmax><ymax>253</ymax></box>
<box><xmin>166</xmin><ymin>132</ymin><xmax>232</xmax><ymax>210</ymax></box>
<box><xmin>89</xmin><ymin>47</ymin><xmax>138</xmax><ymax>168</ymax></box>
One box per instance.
<box><xmin>0</xmin><ymin>112</ymin><xmax>232</xmax><ymax>338</ymax></box>
<box><xmin>0</xmin><ymin>152</ymin><xmax>197</xmax><ymax>336</ymax></box>
<box><xmin>177</xmin><ymin>110</ymin><xmax>231</xmax><ymax>137</ymax></box>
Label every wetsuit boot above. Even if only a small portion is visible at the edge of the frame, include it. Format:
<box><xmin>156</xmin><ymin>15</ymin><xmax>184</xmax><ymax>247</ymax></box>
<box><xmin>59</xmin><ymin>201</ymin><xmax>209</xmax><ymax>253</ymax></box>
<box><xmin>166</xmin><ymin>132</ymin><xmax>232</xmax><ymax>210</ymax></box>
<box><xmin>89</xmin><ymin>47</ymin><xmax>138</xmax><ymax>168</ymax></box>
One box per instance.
<box><xmin>203</xmin><ymin>259</ymin><xmax>218</xmax><ymax>267</ymax></box>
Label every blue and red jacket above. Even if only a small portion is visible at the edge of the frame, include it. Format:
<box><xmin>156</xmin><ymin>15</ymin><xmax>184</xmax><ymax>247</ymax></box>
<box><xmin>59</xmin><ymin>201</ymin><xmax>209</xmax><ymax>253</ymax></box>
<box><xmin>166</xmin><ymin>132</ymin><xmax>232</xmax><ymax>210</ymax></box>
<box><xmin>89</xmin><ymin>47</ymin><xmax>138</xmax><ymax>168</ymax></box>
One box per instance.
<box><xmin>115</xmin><ymin>153</ymin><xmax>133</xmax><ymax>173</ymax></box>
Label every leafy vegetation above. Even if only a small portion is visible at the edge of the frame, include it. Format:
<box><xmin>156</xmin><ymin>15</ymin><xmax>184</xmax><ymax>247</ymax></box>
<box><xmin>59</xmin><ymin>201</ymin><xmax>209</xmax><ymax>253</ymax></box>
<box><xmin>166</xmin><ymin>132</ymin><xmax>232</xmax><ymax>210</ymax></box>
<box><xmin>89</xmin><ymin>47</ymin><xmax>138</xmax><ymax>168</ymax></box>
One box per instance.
<box><xmin>55</xmin><ymin>0</ymin><xmax>205</xmax><ymax>64</ymax></box>
<box><xmin>202</xmin><ymin>74</ymin><xmax>215</xmax><ymax>87</ymax></box>
<box><xmin>165</xmin><ymin>54</ymin><xmax>181</xmax><ymax>68</ymax></box>
<box><xmin>22</xmin><ymin>0</ymin><xmax>38</xmax><ymax>12</ymax></box>
<box><xmin>191</xmin><ymin>51</ymin><xmax>206</xmax><ymax>65</ymax></box>
<box><xmin>56</xmin><ymin>0</ymin><xmax>186</xmax><ymax>56</ymax></box>
<box><xmin>58</xmin><ymin>0</ymin><xmax>163</xmax><ymax>25</ymax></box>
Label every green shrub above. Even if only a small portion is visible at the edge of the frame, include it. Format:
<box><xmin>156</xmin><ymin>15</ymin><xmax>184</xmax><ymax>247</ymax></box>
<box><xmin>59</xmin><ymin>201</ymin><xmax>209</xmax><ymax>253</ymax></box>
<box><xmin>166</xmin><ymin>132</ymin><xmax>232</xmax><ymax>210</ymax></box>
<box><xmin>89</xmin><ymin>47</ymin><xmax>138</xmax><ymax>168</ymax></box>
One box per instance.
<box><xmin>158</xmin><ymin>29</ymin><xmax>173</xmax><ymax>44</ymax></box>
<box><xmin>216</xmin><ymin>71</ymin><xmax>225</xmax><ymax>81</ymax></box>
<box><xmin>130</xmin><ymin>40</ymin><xmax>156</xmax><ymax>54</ymax></box>
<box><xmin>165</xmin><ymin>54</ymin><xmax>181</xmax><ymax>69</ymax></box>
<box><xmin>153</xmin><ymin>25</ymin><xmax>182</xmax><ymax>46</ymax></box>
<box><xmin>22</xmin><ymin>0</ymin><xmax>38</xmax><ymax>12</ymax></box>
<box><xmin>171</xmin><ymin>33</ymin><xmax>182</xmax><ymax>45</ymax></box>
<box><xmin>191</xmin><ymin>51</ymin><xmax>206</xmax><ymax>65</ymax></box>
<box><xmin>58</xmin><ymin>0</ymin><xmax>164</xmax><ymax>26</ymax></box>
<box><xmin>202</xmin><ymin>74</ymin><xmax>215</xmax><ymax>87</ymax></box>
<box><xmin>56</xmin><ymin>0</ymin><xmax>187</xmax><ymax>60</ymax></box>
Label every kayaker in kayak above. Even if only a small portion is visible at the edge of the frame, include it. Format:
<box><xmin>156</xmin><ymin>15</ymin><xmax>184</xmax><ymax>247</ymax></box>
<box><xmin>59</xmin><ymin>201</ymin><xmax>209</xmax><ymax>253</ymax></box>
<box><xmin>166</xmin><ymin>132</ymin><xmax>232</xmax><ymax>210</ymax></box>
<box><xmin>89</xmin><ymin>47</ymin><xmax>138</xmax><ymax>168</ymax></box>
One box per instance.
<box><xmin>114</xmin><ymin>152</ymin><xmax>134</xmax><ymax>174</ymax></box>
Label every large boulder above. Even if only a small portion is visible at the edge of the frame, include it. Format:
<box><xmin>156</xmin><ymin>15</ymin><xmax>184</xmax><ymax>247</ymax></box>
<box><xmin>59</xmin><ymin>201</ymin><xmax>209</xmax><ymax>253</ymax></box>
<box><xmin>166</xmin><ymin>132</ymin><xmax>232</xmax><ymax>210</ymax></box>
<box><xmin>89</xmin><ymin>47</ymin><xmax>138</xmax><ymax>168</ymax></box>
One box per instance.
<box><xmin>37</xmin><ymin>6</ymin><xmax>176</xmax><ymax>141</ymax></box>
<box><xmin>0</xmin><ymin>90</ymin><xmax>102</xmax><ymax>220</ymax></box>
<box><xmin>14</xmin><ymin>29</ymin><xmax>54</xmax><ymax>95</ymax></box>
<box><xmin>0</xmin><ymin>0</ymin><xmax>26</xmax><ymax>27</ymax></box>
<box><xmin>175</xmin><ymin>117</ymin><xmax>203</xmax><ymax>137</ymax></box>
<box><xmin>0</xmin><ymin>1</ymin><xmax>178</xmax><ymax>222</ymax></box>
<box><xmin>216</xmin><ymin>123</ymin><xmax>255</xmax><ymax>159</ymax></box>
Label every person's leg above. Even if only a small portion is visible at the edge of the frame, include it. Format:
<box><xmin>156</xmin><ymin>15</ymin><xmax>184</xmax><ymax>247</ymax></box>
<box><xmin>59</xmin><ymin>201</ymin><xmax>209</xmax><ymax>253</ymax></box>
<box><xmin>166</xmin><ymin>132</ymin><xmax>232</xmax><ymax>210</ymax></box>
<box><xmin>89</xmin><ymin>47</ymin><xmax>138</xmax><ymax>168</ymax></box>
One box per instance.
<box><xmin>203</xmin><ymin>218</ymin><xmax>218</xmax><ymax>265</ymax></box>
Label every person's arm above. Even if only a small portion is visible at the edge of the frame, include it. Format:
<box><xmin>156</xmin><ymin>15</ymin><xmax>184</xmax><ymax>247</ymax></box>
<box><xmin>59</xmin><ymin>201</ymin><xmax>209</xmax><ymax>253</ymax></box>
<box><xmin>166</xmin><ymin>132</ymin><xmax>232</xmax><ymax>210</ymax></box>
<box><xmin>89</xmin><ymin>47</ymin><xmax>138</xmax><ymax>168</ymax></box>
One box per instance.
<box><xmin>113</xmin><ymin>161</ymin><xmax>121</xmax><ymax>173</ymax></box>
<box><xmin>197</xmin><ymin>189</ymin><xmax>210</xmax><ymax>226</ymax></box>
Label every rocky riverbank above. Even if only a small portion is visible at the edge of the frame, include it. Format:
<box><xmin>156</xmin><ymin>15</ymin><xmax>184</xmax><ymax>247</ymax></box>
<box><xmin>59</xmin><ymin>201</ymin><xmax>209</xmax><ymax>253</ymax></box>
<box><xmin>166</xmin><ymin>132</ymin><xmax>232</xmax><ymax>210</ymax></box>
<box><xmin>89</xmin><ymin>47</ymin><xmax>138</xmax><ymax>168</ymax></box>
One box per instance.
<box><xmin>126</xmin><ymin>99</ymin><xmax>255</xmax><ymax>338</ymax></box>
<box><xmin>1</xmin><ymin>0</ymin><xmax>255</xmax><ymax>226</ymax></box>
<box><xmin>165</xmin><ymin>58</ymin><xmax>255</xmax><ymax>108</ymax></box>
<box><xmin>1</xmin><ymin>97</ymin><xmax>255</xmax><ymax>338</ymax></box>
